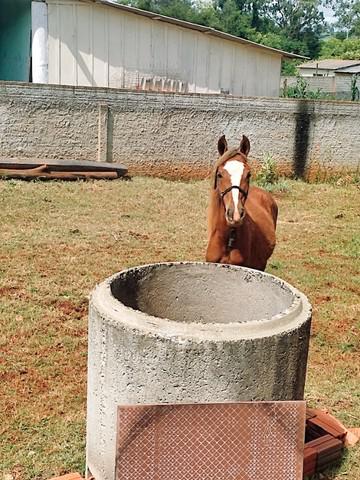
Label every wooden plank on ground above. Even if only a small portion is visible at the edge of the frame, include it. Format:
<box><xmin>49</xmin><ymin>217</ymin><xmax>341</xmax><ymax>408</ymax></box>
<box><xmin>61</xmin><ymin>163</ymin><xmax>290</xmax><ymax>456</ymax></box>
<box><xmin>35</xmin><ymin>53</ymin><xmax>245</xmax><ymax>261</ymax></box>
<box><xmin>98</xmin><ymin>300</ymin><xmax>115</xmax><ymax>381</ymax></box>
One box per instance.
<box><xmin>0</xmin><ymin>158</ymin><xmax>127</xmax><ymax>174</ymax></box>
<box><xmin>0</xmin><ymin>166</ymin><xmax>119</xmax><ymax>180</ymax></box>
<box><xmin>48</xmin><ymin>473</ymin><xmax>83</xmax><ymax>480</ymax></box>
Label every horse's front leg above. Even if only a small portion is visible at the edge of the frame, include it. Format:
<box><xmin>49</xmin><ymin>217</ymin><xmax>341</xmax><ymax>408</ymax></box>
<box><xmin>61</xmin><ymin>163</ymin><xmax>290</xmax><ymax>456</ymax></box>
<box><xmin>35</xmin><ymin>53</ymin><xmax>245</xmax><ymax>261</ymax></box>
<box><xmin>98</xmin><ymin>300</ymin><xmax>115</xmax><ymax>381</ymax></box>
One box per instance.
<box><xmin>205</xmin><ymin>233</ymin><xmax>227</xmax><ymax>263</ymax></box>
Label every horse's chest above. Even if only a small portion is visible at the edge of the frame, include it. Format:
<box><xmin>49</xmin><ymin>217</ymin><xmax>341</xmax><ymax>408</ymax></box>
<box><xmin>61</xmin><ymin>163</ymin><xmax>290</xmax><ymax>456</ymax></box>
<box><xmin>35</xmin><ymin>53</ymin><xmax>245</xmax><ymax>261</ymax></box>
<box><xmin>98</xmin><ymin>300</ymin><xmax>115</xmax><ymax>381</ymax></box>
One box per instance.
<box><xmin>229</xmin><ymin>249</ymin><xmax>245</xmax><ymax>265</ymax></box>
<box><xmin>220</xmin><ymin>249</ymin><xmax>245</xmax><ymax>266</ymax></box>
<box><xmin>222</xmin><ymin>245</ymin><xmax>267</xmax><ymax>270</ymax></box>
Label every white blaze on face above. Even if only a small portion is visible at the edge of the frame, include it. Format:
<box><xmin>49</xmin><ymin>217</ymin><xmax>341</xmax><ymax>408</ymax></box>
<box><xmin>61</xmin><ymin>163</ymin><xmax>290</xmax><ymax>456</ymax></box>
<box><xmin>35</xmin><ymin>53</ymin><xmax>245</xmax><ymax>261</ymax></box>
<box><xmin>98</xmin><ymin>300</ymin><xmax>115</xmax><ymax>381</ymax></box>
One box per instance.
<box><xmin>224</xmin><ymin>160</ymin><xmax>245</xmax><ymax>213</ymax></box>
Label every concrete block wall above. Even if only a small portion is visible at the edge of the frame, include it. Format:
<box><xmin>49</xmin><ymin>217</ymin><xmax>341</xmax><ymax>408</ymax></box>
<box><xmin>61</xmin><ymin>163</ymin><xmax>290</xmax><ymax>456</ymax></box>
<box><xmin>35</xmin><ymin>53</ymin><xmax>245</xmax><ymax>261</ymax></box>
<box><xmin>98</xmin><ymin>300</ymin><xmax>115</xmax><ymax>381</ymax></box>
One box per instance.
<box><xmin>335</xmin><ymin>73</ymin><xmax>353</xmax><ymax>100</ymax></box>
<box><xmin>281</xmin><ymin>76</ymin><xmax>336</xmax><ymax>95</ymax></box>
<box><xmin>281</xmin><ymin>75</ymin><xmax>355</xmax><ymax>101</ymax></box>
<box><xmin>0</xmin><ymin>81</ymin><xmax>359</xmax><ymax>178</ymax></box>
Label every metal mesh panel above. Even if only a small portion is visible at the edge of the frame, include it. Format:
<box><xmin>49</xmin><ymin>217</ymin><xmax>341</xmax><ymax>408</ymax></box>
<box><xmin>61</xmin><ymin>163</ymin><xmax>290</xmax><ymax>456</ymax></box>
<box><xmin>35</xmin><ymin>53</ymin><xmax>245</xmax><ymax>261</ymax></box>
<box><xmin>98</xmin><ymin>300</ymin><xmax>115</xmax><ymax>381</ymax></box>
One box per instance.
<box><xmin>116</xmin><ymin>402</ymin><xmax>306</xmax><ymax>480</ymax></box>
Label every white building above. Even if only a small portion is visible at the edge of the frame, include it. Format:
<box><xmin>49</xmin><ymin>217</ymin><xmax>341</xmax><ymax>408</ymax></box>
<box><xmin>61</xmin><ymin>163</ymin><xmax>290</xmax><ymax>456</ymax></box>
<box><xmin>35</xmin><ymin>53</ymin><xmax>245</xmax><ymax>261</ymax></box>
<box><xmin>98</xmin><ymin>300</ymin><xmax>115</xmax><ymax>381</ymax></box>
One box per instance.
<box><xmin>292</xmin><ymin>59</ymin><xmax>360</xmax><ymax>99</ymax></box>
<box><xmin>5</xmin><ymin>0</ymin><xmax>304</xmax><ymax>97</ymax></box>
<box><xmin>298</xmin><ymin>59</ymin><xmax>360</xmax><ymax>77</ymax></box>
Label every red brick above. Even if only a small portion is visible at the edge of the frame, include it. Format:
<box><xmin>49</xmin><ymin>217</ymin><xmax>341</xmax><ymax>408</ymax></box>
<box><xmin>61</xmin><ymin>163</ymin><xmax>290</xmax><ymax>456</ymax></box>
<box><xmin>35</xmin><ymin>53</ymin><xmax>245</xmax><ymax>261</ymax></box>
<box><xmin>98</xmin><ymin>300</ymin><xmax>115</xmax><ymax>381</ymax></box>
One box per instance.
<box><xmin>306</xmin><ymin>434</ymin><xmax>334</xmax><ymax>449</ymax></box>
<box><xmin>311</xmin><ymin>413</ymin><xmax>347</xmax><ymax>438</ymax></box>
<box><xmin>308</xmin><ymin>418</ymin><xmax>344</xmax><ymax>439</ymax></box>
<box><xmin>316</xmin><ymin>437</ymin><xmax>343</xmax><ymax>456</ymax></box>
<box><xmin>304</xmin><ymin>446</ymin><xmax>317</xmax><ymax>459</ymax></box>
<box><xmin>303</xmin><ymin>467</ymin><xmax>316</xmax><ymax>476</ymax></box>
<box><xmin>306</xmin><ymin>409</ymin><xmax>317</xmax><ymax>420</ymax></box>
<box><xmin>303</xmin><ymin>465</ymin><xmax>316</xmax><ymax>477</ymax></box>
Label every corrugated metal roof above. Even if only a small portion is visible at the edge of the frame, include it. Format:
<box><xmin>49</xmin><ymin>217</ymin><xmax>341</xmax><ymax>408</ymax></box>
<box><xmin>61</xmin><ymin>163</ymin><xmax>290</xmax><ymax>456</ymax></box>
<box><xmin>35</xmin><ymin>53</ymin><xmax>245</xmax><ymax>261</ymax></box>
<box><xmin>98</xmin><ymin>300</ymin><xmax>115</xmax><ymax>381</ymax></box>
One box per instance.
<box><xmin>336</xmin><ymin>65</ymin><xmax>360</xmax><ymax>74</ymax></box>
<box><xmin>87</xmin><ymin>0</ymin><xmax>306</xmax><ymax>59</ymax></box>
<box><xmin>299</xmin><ymin>59</ymin><xmax>360</xmax><ymax>70</ymax></box>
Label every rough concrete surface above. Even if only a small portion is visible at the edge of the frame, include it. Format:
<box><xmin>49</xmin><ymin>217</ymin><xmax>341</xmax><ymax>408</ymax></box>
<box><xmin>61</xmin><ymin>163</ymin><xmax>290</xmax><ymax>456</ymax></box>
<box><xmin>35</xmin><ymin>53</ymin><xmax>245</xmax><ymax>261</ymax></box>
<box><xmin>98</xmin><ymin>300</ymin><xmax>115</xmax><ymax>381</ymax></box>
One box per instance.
<box><xmin>86</xmin><ymin>262</ymin><xmax>312</xmax><ymax>480</ymax></box>
<box><xmin>0</xmin><ymin>82</ymin><xmax>359</xmax><ymax>178</ymax></box>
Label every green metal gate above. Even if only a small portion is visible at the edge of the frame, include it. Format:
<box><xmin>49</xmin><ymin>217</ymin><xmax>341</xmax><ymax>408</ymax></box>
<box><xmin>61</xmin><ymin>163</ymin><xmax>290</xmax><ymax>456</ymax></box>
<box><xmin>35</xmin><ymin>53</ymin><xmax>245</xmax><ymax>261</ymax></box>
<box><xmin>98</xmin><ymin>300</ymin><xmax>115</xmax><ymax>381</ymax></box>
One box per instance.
<box><xmin>0</xmin><ymin>0</ymin><xmax>31</xmax><ymax>81</ymax></box>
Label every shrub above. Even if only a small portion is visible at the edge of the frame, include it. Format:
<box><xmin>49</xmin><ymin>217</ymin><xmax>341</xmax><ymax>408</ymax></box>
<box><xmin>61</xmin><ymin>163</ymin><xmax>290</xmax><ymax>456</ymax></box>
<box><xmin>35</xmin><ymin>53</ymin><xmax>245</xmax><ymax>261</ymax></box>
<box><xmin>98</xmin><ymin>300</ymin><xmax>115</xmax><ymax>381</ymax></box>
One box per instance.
<box><xmin>351</xmin><ymin>74</ymin><xmax>360</xmax><ymax>101</ymax></box>
<box><xmin>255</xmin><ymin>154</ymin><xmax>291</xmax><ymax>193</ymax></box>
<box><xmin>282</xmin><ymin>76</ymin><xmax>334</xmax><ymax>100</ymax></box>
<box><xmin>256</xmin><ymin>153</ymin><xmax>279</xmax><ymax>186</ymax></box>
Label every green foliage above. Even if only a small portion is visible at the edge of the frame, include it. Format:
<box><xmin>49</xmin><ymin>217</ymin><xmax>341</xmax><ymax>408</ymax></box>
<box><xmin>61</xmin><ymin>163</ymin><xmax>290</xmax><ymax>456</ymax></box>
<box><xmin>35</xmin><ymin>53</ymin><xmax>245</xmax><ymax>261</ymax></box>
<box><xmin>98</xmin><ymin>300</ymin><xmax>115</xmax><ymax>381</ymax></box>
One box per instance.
<box><xmin>351</xmin><ymin>74</ymin><xmax>360</xmax><ymax>101</ymax></box>
<box><xmin>320</xmin><ymin>37</ymin><xmax>360</xmax><ymax>59</ymax></box>
<box><xmin>264</xmin><ymin>0</ymin><xmax>325</xmax><ymax>56</ymax></box>
<box><xmin>331</xmin><ymin>0</ymin><xmax>360</xmax><ymax>37</ymax></box>
<box><xmin>263</xmin><ymin>178</ymin><xmax>291</xmax><ymax>192</ymax></box>
<box><xmin>281</xmin><ymin>59</ymin><xmax>301</xmax><ymax>75</ymax></box>
<box><xmin>256</xmin><ymin>153</ymin><xmax>279</xmax><ymax>185</ymax></box>
<box><xmin>255</xmin><ymin>153</ymin><xmax>290</xmax><ymax>192</ymax></box>
<box><xmin>215</xmin><ymin>0</ymin><xmax>259</xmax><ymax>39</ymax></box>
<box><xmin>123</xmin><ymin>0</ymin><xmax>195</xmax><ymax>21</ymax></box>
<box><xmin>258</xmin><ymin>31</ymin><xmax>310</xmax><ymax>56</ymax></box>
<box><xmin>339</xmin><ymin>342</ymin><xmax>356</xmax><ymax>353</ymax></box>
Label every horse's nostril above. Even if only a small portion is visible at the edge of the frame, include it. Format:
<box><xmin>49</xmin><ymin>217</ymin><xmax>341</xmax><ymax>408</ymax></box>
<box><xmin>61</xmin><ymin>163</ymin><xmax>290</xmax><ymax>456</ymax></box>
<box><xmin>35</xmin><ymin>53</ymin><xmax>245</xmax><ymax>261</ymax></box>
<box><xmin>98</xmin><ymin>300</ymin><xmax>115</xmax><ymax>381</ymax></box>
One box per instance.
<box><xmin>226</xmin><ymin>208</ymin><xmax>234</xmax><ymax>219</ymax></box>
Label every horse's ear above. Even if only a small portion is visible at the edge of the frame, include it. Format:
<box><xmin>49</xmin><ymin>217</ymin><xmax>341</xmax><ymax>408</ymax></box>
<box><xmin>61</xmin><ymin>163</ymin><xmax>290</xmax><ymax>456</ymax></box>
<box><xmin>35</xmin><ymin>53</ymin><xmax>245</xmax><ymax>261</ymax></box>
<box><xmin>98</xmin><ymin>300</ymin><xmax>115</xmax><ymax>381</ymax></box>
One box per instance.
<box><xmin>239</xmin><ymin>135</ymin><xmax>250</xmax><ymax>156</ymax></box>
<box><xmin>218</xmin><ymin>135</ymin><xmax>228</xmax><ymax>156</ymax></box>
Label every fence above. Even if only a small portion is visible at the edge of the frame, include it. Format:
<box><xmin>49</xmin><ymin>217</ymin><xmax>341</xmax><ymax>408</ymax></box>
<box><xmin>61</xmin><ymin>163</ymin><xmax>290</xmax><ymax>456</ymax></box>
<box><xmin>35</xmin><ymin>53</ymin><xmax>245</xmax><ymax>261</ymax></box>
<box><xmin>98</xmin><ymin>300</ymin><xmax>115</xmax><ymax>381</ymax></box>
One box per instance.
<box><xmin>1</xmin><ymin>81</ymin><xmax>359</xmax><ymax>178</ymax></box>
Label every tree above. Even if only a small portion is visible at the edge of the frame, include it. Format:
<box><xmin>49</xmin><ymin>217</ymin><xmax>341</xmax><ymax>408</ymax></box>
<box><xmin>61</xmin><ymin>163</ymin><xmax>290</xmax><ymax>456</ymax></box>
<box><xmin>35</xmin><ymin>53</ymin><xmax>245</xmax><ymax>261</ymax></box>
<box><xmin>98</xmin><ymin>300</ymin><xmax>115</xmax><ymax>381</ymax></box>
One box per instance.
<box><xmin>266</xmin><ymin>1</ymin><xmax>323</xmax><ymax>37</ymax></box>
<box><xmin>214</xmin><ymin>0</ymin><xmax>270</xmax><ymax>32</ymax></box>
<box><xmin>123</xmin><ymin>0</ymin><xmax>196</xmax><ymax>21</ymax></box>
<box><xmin>320</xmin><ymin>37</ymin><xmax>360</xmax><ymax>59</ymax></box>
<box><xmin>213</xmin><ymin>0</ymin><xmax>259</xmax><ymax>39</ymax></box>
<box><xmin>331</xmin><ymin>0</ymin><xmax>360</xmax><ymax>37</ymax></box>
<box><xmin>213</xmin><ymin>0</ymin><xmax>328</xmax><ymax>56</ymax></box>
<box><xmin>281</xmin><ymin>59</ymin><xmax>302</xmax><ymax>75</ymax></box>
<box><xmin>263</xmin><ymin>0</ymin><xmax>326</xmax><ymax>57</ymax></box>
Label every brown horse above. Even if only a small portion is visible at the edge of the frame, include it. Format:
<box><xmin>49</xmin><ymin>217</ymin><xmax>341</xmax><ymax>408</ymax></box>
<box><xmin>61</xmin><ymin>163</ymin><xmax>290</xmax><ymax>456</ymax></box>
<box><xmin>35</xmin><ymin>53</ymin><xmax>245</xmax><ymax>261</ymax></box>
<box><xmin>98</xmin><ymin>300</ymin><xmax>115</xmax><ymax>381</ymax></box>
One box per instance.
<box><xmin>206</xmin><ymin>135</ymin><xmax>278</xmax><ymax>271</ymax></box>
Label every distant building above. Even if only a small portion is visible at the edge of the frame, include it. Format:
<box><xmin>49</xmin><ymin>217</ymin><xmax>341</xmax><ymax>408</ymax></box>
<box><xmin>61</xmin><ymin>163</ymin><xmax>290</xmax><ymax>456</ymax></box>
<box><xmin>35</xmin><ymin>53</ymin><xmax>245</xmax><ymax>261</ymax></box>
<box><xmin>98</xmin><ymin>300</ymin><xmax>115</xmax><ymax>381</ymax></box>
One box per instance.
<box><xmin>1</xmin><ymin>0</ymin><xmax>303</xmax><ymax>98</ymax></box>
<box><xmin>298</xmin><ymin>59</ymin><xmax>360</xmax><ymax>77</ymax></box>
<box><xmin>281</xmin><ymin>59</ymin><xmax>360</xmax><ymax>100</ymax></box>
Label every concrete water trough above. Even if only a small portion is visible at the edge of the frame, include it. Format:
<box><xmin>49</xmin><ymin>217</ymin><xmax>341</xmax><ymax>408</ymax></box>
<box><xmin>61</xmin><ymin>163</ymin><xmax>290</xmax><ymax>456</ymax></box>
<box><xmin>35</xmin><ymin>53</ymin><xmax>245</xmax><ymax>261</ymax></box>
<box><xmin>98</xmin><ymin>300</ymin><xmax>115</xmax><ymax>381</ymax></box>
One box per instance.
<box><xmin>86</xmin><ymin>262</ymin><xmax>312</xmax><ymax>480</ymax></box>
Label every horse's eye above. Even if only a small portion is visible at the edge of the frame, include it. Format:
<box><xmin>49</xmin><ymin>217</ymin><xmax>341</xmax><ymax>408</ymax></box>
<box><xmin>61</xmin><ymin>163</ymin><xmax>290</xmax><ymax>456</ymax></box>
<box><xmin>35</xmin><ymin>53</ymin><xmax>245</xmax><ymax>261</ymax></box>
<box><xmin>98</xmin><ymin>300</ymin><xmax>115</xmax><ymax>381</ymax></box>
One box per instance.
<box><xmin>217</xmin><ymin>172</ymin><xmax>223</xmax><ymax>179</ymax></box>
<box><xmin>247</xmin><ymin>173</ymin><xmax>251</xmax><ymax>179</ymax></box>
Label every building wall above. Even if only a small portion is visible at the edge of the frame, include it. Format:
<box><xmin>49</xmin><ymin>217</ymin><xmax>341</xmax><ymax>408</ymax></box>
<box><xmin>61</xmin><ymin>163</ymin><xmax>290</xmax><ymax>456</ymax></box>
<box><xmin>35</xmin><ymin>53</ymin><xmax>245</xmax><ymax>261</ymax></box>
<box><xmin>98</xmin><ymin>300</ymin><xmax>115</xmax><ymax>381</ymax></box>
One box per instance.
<box><xmin>335</xmin><ymin>73</ymin><xmax>353</xmax><ymax>99</ymax></box>
<box><xmin>298</xmin><ymin>68</ymin><xmax>334</xmax><ymax>77</ymax></box>
<box><xmin>281</xmin><ymin>76</ymin><xmax>336</xmax><ymax>95</ymax></box>
<box><xmin>46</xmin><ymin>0</ymin><xmax>281</xmax><ymax>97</ymax></box>
<box><xmin>1</xmin><ymin>82</ymin><xmax>359</xmax><ymax>178</ymax></box>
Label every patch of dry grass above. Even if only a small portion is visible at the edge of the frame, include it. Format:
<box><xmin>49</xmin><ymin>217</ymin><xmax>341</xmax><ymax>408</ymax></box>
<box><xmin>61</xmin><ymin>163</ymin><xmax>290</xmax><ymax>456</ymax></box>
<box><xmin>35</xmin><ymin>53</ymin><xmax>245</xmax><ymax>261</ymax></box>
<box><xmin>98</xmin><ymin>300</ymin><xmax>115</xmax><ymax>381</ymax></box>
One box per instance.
<box><xmin>0</xmin><ymin>177</ymin><xmax>359</xmax><ymax>480</ymax></box>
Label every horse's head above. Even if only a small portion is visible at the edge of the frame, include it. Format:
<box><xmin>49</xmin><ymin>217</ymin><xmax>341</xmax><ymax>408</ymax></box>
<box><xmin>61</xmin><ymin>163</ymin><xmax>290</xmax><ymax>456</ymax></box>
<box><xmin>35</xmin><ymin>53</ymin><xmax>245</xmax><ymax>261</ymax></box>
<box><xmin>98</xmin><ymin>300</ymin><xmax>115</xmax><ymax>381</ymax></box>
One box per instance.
<box><xmin>213</xmin><ymin>134</ymin><xmax>251</xmax><ymax>227</ymax></box>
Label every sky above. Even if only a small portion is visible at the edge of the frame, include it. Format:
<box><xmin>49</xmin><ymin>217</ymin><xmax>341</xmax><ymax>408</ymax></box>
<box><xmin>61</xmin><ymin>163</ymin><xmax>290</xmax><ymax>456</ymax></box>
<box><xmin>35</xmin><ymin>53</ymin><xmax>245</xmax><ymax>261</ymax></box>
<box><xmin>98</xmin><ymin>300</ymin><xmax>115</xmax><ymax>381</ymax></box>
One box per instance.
<box><xmin>321</xmin><ymin>5</ymin><xmax>336</xmax><ymax>24</ymax></box>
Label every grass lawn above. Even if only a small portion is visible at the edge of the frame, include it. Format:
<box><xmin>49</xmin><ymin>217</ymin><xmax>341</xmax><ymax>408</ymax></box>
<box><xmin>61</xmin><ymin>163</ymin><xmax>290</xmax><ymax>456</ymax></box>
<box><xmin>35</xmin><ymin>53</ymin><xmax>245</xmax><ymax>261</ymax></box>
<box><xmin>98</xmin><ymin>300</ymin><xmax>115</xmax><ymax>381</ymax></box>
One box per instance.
<box><xmin>0</xmin><ymin>177</ymin><xmax>359</xmax><ymax>480</ymax></box>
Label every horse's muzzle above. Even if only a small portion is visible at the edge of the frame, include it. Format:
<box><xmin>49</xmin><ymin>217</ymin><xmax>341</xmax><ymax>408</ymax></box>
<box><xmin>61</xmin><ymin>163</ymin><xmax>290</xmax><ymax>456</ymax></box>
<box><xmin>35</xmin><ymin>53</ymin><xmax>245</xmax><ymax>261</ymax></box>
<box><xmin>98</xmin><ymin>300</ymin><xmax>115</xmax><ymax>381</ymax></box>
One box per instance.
<box><xmin>226</xmin><ymin>207</ymin><xmax>245</xmax><ymax>225</ymax></box>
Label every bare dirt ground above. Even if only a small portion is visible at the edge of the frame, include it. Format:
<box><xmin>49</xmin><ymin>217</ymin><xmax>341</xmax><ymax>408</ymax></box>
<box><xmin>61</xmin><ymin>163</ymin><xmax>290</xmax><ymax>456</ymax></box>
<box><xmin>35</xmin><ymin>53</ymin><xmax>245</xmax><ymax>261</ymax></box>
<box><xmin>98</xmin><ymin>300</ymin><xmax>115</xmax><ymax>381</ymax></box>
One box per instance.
<box><xmin>0</xmin><ymin>177</ymin><xmax>359</xmax><ymax>480</ymax></box>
